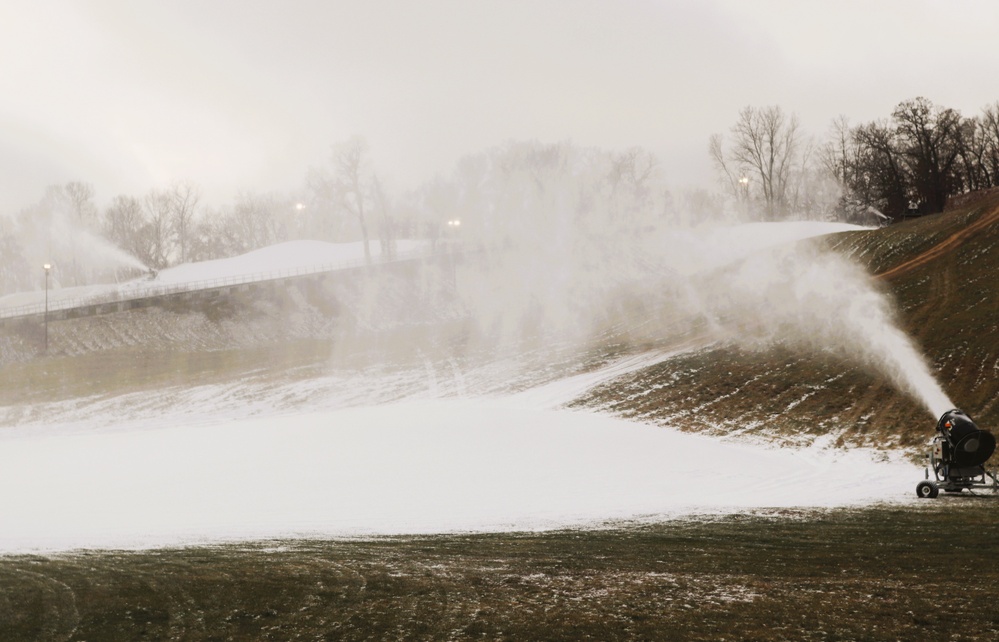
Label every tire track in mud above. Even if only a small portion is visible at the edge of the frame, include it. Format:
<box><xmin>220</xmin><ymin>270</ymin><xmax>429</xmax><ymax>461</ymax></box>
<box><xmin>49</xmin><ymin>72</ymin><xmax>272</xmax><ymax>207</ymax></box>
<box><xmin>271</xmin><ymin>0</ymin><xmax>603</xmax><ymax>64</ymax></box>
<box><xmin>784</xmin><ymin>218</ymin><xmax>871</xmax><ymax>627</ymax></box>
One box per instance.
<box><xmin>0</xmin><ymin>568</ymin><xmax>79</xmax><ymax>641</ymax></box>
<box><xmin>876</xmin><ymin>202</ymin><xmax>999</xmax><ymax>281</ymax></box>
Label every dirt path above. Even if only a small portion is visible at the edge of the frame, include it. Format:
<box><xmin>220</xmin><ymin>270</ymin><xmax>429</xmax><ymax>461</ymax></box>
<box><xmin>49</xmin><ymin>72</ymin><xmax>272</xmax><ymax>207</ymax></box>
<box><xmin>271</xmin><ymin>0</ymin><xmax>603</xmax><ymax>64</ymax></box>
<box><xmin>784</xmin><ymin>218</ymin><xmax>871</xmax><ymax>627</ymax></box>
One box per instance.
<box><xmin>876</xmin><ymin>202</ymin><xmax>999</xmax><ymax>280</ymax></box>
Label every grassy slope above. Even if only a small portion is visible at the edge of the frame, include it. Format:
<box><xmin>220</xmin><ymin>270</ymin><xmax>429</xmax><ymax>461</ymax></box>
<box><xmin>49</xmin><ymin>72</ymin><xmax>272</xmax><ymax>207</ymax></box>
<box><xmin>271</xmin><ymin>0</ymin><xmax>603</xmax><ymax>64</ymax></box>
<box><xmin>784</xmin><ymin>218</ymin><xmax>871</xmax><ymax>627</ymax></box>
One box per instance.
<box><xmin>573</xmin><ymin>194</ymin><xmax>999</xmax><ymax>452</ymax></box>
<box><xmin>2</xmin><ymin>504</ymin><xmax>998</xmax><ymax>641</ymax></box>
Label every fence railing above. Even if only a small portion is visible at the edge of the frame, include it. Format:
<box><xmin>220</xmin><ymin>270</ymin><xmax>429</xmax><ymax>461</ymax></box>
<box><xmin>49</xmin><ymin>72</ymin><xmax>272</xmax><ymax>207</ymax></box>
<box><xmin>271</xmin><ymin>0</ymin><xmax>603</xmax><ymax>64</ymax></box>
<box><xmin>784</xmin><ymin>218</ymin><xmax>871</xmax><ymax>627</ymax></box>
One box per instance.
<box><xmin>0</xmin><ymin>249</ymin><xmax>432</xmax><ymax>321</ymax></box>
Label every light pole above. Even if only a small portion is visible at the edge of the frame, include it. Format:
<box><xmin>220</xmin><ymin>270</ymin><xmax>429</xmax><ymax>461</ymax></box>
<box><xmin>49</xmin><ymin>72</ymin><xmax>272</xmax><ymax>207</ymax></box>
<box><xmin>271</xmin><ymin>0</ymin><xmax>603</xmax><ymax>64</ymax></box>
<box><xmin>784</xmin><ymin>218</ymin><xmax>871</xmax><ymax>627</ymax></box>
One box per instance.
<box><xmin>445</xmin><ymin>220</ymin><xmax>461</xmax><ymax>285</ymax></box>
<box><xmin>738</xmin><ymin>176</ymin><xmax>749</xmax><ymax>216</ymax></box>
<box><xmin>43</xmin><ymin>263</ymin><xmax>51</xmax><ymax>353</ymax></box>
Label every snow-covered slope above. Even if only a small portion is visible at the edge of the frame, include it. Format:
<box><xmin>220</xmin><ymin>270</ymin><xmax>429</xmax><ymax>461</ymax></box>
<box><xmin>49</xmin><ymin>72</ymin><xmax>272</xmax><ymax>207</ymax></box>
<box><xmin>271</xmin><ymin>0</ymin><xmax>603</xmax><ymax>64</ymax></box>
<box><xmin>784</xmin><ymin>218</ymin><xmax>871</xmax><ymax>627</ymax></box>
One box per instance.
<box><xmin>0</xmin><ymin>352</ymin><xmax>918</xmax><ymax>554</ymax></box>
<box><xmin>0</xmin><ymin>239</ymin><xmax>427</xmax><ymax>314</ymax></box>
<box><xmin>1</xmin><ymin>221</ymin><xmax>932</xmax><ymax>554</ymax></box>
<box><xmin>150</xmin><ymin>240</ymin><xmax>426</xmax><ymax>285</ymax></box>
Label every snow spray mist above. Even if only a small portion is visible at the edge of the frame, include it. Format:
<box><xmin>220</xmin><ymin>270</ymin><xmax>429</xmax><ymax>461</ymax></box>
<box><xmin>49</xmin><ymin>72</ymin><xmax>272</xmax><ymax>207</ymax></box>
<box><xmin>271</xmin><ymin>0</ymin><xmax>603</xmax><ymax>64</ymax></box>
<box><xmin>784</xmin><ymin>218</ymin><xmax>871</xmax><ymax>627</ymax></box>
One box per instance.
<box><xmin>682</xmin><ymin>238</ymin><xmax>954</xmax><ymax>418</ymax></box>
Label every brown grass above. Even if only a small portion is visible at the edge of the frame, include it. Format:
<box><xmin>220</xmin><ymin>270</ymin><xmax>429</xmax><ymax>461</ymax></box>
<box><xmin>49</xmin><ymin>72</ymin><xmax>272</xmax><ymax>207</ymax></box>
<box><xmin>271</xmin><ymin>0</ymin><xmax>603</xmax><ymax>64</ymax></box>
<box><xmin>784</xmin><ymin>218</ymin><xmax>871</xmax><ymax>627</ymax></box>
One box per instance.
<box><xmin>2</xmin><ymin>504</ymin><xmax>999</xmax><ymax>641</ymax></box>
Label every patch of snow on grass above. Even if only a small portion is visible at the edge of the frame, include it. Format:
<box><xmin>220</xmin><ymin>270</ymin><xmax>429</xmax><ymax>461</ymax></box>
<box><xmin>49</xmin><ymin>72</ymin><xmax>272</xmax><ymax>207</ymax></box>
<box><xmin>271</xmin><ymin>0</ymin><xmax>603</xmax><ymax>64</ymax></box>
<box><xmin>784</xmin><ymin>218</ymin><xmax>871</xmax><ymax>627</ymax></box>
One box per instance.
<box><xmin>0</xmin><ymin>393</ymin><xmax>919</xmax><ymax>553</ymax></box>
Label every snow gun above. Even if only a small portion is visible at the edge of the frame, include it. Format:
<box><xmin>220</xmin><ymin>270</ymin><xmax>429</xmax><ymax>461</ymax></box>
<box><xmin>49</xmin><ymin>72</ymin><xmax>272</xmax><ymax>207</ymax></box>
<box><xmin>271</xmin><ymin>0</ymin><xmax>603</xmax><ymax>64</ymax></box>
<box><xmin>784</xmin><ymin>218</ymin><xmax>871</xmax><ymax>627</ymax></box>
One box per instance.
<box><xmin>917</xmin><ymin>409</ymin><xmax>998</xmax><ymax>498</ymax></box>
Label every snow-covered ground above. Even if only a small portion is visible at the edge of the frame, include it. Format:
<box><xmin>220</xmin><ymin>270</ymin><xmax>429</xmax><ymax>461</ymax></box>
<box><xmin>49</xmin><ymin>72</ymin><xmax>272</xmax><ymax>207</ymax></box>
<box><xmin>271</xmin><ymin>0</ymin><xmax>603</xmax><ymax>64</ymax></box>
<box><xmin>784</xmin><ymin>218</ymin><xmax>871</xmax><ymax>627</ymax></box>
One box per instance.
<box><xmin>149</xmin><ymin>239</ymin><xmax>427</xmax><ymax>285</ymax></box>
<box><xmin>0</xmin><ymin>221</ymin><xmax>924</xmax><ymax>554</ymax></box>
<box><xmin>0</xmin><ymin>239</ymin><xmax>427</xmax><ymax>314</ymax></box>
<box><xmin>0</xmin><ymin>354</ymin><xmax>919</xmax><ymax>554</ymax></box>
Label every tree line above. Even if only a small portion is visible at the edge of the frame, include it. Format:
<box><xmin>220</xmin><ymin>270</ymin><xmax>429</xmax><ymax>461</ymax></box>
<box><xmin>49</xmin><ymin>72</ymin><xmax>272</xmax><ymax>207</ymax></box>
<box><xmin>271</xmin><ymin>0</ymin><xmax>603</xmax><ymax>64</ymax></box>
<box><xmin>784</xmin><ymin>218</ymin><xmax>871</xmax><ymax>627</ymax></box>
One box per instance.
<box><xmin>0</xmin><ymin>137</ymin><xmax>410</xmax><ymax>293</ymax></box>
<box><xmin>1</xmin><ymin>138</ymin><xmax>712</xmax><ymax>295</ymax></box>
<box><xmin>4</xmin><ymin>95</ymin><xmax>998</xmax><ymax>295</ymax></box>
<box><xmin>711</xmin><ymin>97</ymin><xmax>999</xmax><ymax>223</ymax></box>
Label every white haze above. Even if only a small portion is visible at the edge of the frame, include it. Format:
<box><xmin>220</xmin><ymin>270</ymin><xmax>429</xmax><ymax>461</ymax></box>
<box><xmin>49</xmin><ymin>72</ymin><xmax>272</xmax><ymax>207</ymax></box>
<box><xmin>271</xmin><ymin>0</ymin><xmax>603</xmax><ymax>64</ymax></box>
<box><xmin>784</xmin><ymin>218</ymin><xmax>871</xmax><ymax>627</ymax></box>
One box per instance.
<box><xmin>2</xmin><ymin>173</ymin><xmax>956</xmax><ymax>552</ymax></box>
<box><xmin>0</xmin><ymin>142</ymin><xmax>953</xmax><ymax>422</ymax></box>
<box><xmin>6</xmin><ymin>204</ymin><xmax>150</xmax><ymax>290</ymax></box>
<box><xmin>2</xmin><ymin>211</ymin><xmax>950</xmax><ymax>552</ymax></box>
<box><xmin>4</xmin><ymin>1</ymin><xmax>999</xmax><ymax>212</ymax></box>
<box><xmin>682</xmin><ymin>241</ymin><xmax>954</xmax><ymax>418</ymax></box>
<box><xmin>46</xmin><ymin>210</ymin><xmax>150</xmax><ymax>278</ymax></box>
<box><xmin>457</xmin><ymin>225</ymin><xmax>953</xmax><ymax>419</ymax></box>
<box><xmin>431</xmin><ymin>143</ymin><xmax>953</xmax><ymax>418</ymax></box>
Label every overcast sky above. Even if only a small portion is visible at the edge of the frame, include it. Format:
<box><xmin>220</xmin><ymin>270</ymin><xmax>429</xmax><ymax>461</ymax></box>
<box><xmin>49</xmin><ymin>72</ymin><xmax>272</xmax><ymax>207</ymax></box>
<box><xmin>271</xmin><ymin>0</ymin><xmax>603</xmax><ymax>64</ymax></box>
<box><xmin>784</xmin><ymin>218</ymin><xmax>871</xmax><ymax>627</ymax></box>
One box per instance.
<box><xmin>2</xmin><ymin>0</ymin><xmax>999</xmax><ymax>214</ymax></box>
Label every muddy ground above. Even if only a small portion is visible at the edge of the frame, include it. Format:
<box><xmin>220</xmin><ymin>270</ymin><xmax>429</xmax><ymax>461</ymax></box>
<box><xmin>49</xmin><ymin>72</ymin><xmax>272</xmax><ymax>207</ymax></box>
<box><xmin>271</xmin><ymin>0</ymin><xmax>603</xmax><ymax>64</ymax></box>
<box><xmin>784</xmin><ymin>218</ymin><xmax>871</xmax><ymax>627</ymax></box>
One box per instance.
<box><xmin>2</xmin><ymin>502</ymin><xmax>998</xmax><ymax>641</ymax></box>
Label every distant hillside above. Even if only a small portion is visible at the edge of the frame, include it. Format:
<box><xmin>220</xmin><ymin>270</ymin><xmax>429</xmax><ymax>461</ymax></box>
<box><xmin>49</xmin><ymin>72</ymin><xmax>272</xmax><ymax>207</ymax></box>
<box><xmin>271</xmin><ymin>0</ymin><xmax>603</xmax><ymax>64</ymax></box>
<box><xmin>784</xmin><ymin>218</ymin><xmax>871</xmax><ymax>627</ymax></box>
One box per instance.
<box><xmin>4</xmin><ymin>194</ymin><xmax>998</xmax><ymax>456</ymax></box>
<box><xmin>0</xmin><ymin>261</ymin><xmax>464</xmax><ymax>409</ymax></box>
<box><xmin>572</xmin><ymin>192</ymin><xmax>999</xmax><ymax>452</ymax></box>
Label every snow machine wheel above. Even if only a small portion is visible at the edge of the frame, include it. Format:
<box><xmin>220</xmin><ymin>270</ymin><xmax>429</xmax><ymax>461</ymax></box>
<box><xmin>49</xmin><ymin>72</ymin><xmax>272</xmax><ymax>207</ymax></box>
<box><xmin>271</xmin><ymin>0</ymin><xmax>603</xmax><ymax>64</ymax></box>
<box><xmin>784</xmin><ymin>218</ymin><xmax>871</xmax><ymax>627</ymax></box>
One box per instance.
<box><xmin>916</xmin><ymin>481</ymin><xmax>939</xmax><ymax>498</ymax></box>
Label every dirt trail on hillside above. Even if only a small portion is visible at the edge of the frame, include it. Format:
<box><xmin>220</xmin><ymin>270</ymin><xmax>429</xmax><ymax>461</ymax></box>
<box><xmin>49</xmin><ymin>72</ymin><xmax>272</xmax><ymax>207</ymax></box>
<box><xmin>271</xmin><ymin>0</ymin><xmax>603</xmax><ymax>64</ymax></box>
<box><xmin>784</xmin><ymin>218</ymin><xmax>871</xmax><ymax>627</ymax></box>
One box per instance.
<box><xmin>876</xmin><ymin>202</ymin><xmax>999</xmax><ymax>280</ymax></box>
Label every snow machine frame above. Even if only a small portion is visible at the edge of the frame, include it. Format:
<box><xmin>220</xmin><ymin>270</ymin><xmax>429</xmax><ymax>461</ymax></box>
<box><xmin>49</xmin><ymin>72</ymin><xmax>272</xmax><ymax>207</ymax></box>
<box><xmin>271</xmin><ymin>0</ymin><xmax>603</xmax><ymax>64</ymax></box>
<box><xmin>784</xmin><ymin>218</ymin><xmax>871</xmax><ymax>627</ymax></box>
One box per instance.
<box><xmin>917</xmin><ymin>409</ymin><xmax>999</xmax><ymax>498</ymax></box>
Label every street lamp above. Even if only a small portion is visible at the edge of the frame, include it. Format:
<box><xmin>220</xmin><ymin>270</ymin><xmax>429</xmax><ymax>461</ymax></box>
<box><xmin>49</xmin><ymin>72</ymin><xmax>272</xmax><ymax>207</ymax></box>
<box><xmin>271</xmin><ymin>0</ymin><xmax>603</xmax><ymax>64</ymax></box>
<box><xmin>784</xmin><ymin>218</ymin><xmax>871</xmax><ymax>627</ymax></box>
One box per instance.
<box><xmin>43</xmin><ymin>263</ymin><xmax>51</xmax><ymax>353</ymax></box>
<box><xmin>444</xmin><ymin>220</ymin><xmax>461</xmax><ymax>251</ymax></box>
<box><xmin>442</xmin><ymin>221</ymin><xmax>461</xmax><ymax>284</ymax></box>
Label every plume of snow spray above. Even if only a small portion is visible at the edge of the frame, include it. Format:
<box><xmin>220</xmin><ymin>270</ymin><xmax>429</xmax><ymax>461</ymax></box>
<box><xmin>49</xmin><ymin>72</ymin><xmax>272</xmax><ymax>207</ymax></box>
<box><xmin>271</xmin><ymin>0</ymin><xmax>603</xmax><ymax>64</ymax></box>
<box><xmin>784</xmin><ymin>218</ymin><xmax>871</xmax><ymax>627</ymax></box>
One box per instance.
<box><xmin>459</xmin><ymin>216</ymin><xmax>953</xmax><ymax>418</ymax></box>
<box><xmin>8</xmin><ymin>199</ymin><xmax>151</xmax><ymax>290</ymax></box>
<box><xmin>47</xmin><ymin>210</ymin><xmax>150</xmax><ymax>275</ymax></box>
<box><xmin>682</xmin><ymin>240</ymin><xmax>954</xmax><ymax>418</ymax></box>
<box><xmin>428</xmin><ymin>141</ymin><xmax>951</xmax><ymax>417</ymax></box>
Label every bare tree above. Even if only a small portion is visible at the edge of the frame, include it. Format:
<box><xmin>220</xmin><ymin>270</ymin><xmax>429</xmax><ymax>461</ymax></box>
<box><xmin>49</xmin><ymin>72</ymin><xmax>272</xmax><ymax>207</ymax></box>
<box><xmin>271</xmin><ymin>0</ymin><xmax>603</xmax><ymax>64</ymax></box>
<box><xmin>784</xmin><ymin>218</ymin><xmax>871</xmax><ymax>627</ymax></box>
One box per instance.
<box><xmin>169</xmin><ymin>181</ymin><xmax>200</xmax><ymax>264</ymax></box>
<box><xmin>820</xmin><ymin>116</ymin><xmax>856</xmax><ymax>185</ymax></box>
<box><xmin>608</xmin><ymin>147</ymin><xmax>659</xmax><ymax>211</ymax></box>
<box><xmin>223</xmin><ymin>191</ymin><xmax>288</xmax><ymax>254</ymax></box>
<box><xmin>331</xmin><ymin>137</ymin><xmax>373</xmax><ymax>264</ymax></box>
<box><xmin>371</xmin><ymin>175</ymin><xmax>396</xmax><ymax>259</ymax></box>
<box><xmin>891</xmin><ymin>97</ymin><xmax>964</xmax><ymax>214</ymax></box>
<box><xmin>981</xmin><ymin>102</ymin><xmax>999</xmax><ymax>186</ymax></box>
<box><xmin>851</xmin><ymin>121</ymin><xmax>909</xmax><ymax>220</ymax></box>
<box><xmin>956</xmin><ymin>103</ymin><xmax>999</xmax><ymax>190</ymax></box>
<box><xmin>103</xmin><ymin>194</ymin><xmax>150</xmax><ymax>264</ymax></box>
<box><xmin>823</xmin><ymin>99</ymin><xmax>999</xmax><ymax>222</ymax></box>
<box><xmin>708</xmin><ymin>133</ymin><xmax>740</xmax><ymax>194</ymax></box>
<box><xmin>418</xmin><ymin>176</ymin><xmax>458</xmax><ymax>252</ymax></box>
<box><xmin>955</xmin><ymin>115</ymin><xmax>991</xmax><ymax>193</ymax></box>
<box><xmin>0</xmin><ymin>218</ymin><xmax>31</xmax><ymax>294</ymax></box>
<box><xmin>733</xmin><ymin>106</ymin><xmax>800</xmax><ymax>219</ymax></box>
<box><xmin>711</xmin><ymin>106</ymin><xmax>802</xmax><ymax>219</ymax></box>
<box><xmin>818</xmin><ymin>116</ymin><xmax>883</xmax><ymax>224</ymax></box>
<box><xmin>65</xmin><ymin>181</ymin><xmax>98</xmax><ymax>223</ymax></box>
<box><xmin>143</xmin><ymin>189</ymin><xmax>174</xmax><ymax>269</ymax></box>
<box><xmin>304</xmin><ymin>167</ymin><xmax>342</xmax><ymax>242</ymax></box>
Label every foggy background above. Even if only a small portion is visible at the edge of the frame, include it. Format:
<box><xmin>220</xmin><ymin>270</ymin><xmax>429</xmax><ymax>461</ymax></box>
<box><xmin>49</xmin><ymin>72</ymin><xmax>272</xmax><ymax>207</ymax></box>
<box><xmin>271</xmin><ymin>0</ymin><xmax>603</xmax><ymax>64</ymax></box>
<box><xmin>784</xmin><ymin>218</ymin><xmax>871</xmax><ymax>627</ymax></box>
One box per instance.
<box><xmin>0</xmin><ymin>3</ymin><xmax>982</xmax><ymax>558</ymax></box>
<box><xmin>3</xmin><ymin>0</ymin><xmax>999</xmax><ymax>213</ymax></box>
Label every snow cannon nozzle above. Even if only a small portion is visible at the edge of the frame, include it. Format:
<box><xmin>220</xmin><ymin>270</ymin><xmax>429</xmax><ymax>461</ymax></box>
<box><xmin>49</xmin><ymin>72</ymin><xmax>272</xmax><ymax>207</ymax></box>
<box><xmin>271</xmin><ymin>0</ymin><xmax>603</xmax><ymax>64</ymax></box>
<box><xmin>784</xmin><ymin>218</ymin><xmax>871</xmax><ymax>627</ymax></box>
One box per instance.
<box><xmin>936</xmin><ymin>409</ymin><xmax>974</xmax><ymax>434</ymax></box>
<box><xmin>935</xmin><ymin>409</ymin><xmax>996</xmax><ymax>468</ymax></box>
